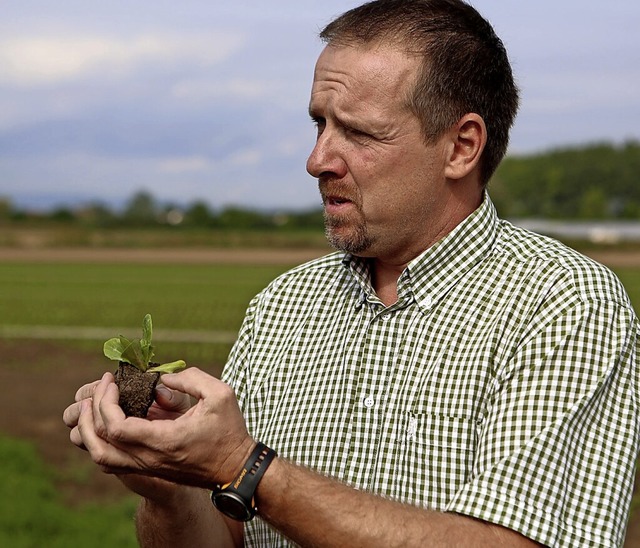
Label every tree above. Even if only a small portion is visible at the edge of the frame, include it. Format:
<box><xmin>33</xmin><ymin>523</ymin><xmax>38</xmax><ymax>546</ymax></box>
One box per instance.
<box><xmin>184</xmin><ymin>201</ymin><xmax>214</xmax><ymax>227</ymax></box>
<box><xmin>122</xmin><ymin>191</ymin><xmax>158</xmax><ymax>225</ymax></box>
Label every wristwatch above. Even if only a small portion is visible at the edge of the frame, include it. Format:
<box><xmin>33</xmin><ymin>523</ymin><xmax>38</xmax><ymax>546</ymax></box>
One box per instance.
<box><xmin>211</xmin><ymin>442</ymin><xmax>277</xmax><ymax>521</ymax></box>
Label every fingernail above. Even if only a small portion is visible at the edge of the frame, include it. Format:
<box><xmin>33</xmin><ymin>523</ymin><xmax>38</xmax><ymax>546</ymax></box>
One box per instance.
<box><xmin>155</xmin><ymin>385</ymin><xmax>173</xmax><ymax>400</ymax></box>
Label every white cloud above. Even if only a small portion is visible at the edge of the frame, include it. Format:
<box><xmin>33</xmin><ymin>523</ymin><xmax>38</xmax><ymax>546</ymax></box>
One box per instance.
<box><xmin>521</xmin><ymin>68</ymin><xmax>640</xmax><ymax>114</ymax></box>
<box><xmin>277</xmin><ymin>134</ymin><xmax>313</xmax><ymax>158</ymax></box>
<box><xmin>229</xmin><ymin>148</ymin><xmax>263</xmax><ymax>166</ymax></box>
<box><xmin>158</xmin><ymin>156</ymin><xmax>212</xmax><ymax>173</ymax></box>
<box><xmin>172</xmin><ymin>78</ymin><xmax>281</xmax><ymax>102</ymax></box>
<box><xmin>0</xmin><ymin>31</ymin><xmax>246</xmax><ymax>86</ymax></box>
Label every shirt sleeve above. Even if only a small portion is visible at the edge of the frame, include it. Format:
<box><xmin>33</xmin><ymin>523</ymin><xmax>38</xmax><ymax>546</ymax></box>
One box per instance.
<box><xmin>446</xmin><ymin>298</ymin><xmax>639</xmax><ymax>547</ymax></box>
<box><xmin>221</xmin><ymin>292</ymin><xmax>260</xmax><ymax>412</ymax></box>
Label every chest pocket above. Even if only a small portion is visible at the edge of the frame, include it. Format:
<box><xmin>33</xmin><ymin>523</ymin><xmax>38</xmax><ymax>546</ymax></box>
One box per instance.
<box><xmin>384</xmin><ymin>411</ymin><xmax>477</xmax><ymax>510</ymax></box>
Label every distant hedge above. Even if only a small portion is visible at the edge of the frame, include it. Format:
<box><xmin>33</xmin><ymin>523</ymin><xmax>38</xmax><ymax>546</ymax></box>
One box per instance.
<box><xmin>490</xmin><ymin>141</ymin><xmax>640</xmax><ymax>219</ymax></box>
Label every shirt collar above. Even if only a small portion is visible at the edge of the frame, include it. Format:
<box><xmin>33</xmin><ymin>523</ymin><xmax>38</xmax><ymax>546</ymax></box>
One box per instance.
<box><xmin>342</xmin><ymin>194</ymin><xmax>499</xmax><ymax>313</ymax></box>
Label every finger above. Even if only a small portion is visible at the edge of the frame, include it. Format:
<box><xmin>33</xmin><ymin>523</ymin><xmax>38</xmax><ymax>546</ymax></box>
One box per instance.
<box><xmin>76</xmin><ymin>399</ymin><xmax>105</xmax><ymax>460</ymax></box>
<box><xmin>77</xmin><ymin>398</ymin><xmax>134</xmax><ymax>473</ymax></box>
<box><xmin>93</xmin><ymin>375</ymin><xmax>125</xmax><ymax>439</ymax></box>
<box><xmin>160</xmin><ymin>368</ymin><xmax>220</xmax><ymax>400</ymax></box>
<box><xmin>98</xmin><ymin>383</ymin><xmax>164</xmax><ymax>447</ymax></box>
<box><xmin>69</xmin><ymin>424</ymin><xmax>87</xmax><ymax>450</ymax></box>
<box><xmin>90</xmin><ymin>374</ymin><xmax>108</xmax><ymax>436</ymax></box>
<box><xmin>63</xmin><ymin>400</ymin><xmax>82</xmax><ymax>428</ymax></box>
<box><xmin>74</xmin><ymin>378</ymin><xmax>103</xmax><ymax>402</ymax></box>
<box><xmin>99</xmin><ymin>382</ymin><xmax>126</xmax><ymax>427</ymax></box>
<box><xmin>154</xmin><ymin>384</ymin><xmax>192</xmax><ymax>413</ymax></box>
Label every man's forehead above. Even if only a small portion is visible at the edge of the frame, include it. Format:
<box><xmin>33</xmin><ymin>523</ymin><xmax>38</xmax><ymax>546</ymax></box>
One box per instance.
<box><xmin>314</xmin><ymin>43</ymin><xmax>416</xmax><ymax>75</ymax></box>
<box><xmin>311</xmin><ymin>44</ymin><xmax>418</xmax><ymax>100</ymax></box>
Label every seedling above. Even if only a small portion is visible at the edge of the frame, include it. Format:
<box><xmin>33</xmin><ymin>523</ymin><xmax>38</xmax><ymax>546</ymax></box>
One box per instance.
<box><xmin>103</xmin><ymin>314</ymin><xmax>186</xmax><ymax>417</ymax></box>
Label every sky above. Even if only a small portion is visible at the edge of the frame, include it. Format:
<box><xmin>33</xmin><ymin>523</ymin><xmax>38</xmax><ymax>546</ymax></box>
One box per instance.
<box><xmin>0</xmin><ymin>1</ymin><xmax>638</xmax><ymax>212</ymax></box>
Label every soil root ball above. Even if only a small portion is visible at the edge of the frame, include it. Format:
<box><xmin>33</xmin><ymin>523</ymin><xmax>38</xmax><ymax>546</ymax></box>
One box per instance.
<box><xmin>114</xmin><ymin>362</ymin><xmax>160</xmax><ymax>418</ymax></box>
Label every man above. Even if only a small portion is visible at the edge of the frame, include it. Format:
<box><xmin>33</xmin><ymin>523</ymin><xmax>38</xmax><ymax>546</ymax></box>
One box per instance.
<box><xmin>64</xmin><ymin>1</ymin><xmax>639</xmax><ymax>546</ymax></box>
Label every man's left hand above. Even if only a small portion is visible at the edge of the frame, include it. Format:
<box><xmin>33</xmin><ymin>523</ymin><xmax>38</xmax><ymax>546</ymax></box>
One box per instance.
<box><xmin>76</xmin><ymin>368</ymin><xmax>256</xmax><ymax>490</ymax></box>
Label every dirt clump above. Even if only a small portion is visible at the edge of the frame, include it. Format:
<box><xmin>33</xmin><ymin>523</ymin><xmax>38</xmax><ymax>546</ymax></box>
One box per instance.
<box><xmin>114</xmin><ymin>362</ymin><xmax>160</xmax><ymax>418</ymax></box>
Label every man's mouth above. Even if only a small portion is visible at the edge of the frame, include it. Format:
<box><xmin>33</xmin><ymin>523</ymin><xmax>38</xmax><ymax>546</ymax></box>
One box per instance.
<box><xmin>327</xmin><ymin>196</ymin><xmax>351</xmax><ymax>206</ymax></box>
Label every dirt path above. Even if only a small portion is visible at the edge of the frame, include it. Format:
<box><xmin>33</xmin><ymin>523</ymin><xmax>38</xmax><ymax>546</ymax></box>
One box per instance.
<box><xmin>0</xmin><ymin>246</ymin><xmax>639</xmax><ymax>268</ymax></box>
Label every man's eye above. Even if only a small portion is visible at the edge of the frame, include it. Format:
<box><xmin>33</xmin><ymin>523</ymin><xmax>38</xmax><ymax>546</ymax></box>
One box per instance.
<box><xmin>311</xmin><ymin>119</ymin><xmax>326</xmax><ymax>138</ymax></box>
<box><xmin>347</xmin><ymin>126</ymin><xmax>371</xmax><ymax>141</ymax></box>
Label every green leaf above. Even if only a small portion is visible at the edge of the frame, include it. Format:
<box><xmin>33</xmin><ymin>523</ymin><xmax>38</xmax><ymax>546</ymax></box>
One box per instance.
<box><xmin>103</xmin><ymin>337</ymin><xmax>126</xmax><ymax>362</ymax></box>
<box><xmin>142</xmin><ymin>314</ymin><xmax>152</xmax><ymax>345</ymax></box>
<box><xmin>147</xmin><ymin>360</ymin><xmax>187</xmax><ymax>374</ymax></box>
<box><xmin>142</xmin><ymin>342</ymin><xmax>155</xmax><ymax>365</ymax></box>
<box><xmin>140</xmin><ymin>313</ymin><xmax>155</xmax><ymax>365</ymax></box>
<box><xmin>120</xmin><ymin>338</ymin><xmax>148</xmax><ymax>372</ymax></box>
<box><xmin>101</xmin><ymin>314</ymin><xmax>186</xmax><ymax>375</ymax></box>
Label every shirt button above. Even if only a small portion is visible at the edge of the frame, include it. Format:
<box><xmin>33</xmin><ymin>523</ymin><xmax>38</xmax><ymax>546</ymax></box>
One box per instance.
<box><xmin>363</xmin><ymin>396</ymin><xmax>375</xmax><ymax>408</ymax></box>
<box><xmin>423</xmin><ymin>295</ymin><xmax>433</xmax><ymax>308</ymax></box>
<box><xmin>381</xmin><ymin>313</ymin><xmax>391</xmax><ymax>321</ymax></box>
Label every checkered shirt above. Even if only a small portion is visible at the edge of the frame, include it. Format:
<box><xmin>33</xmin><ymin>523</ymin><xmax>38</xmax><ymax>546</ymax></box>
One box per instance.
<box><xmin>222</xmin><ymin>196</ymin><xmax>639</xmax><ymax>547</ymax></box>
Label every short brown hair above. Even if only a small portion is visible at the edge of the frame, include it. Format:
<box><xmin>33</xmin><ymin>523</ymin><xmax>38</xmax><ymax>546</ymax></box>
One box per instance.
<box><xmin>320</xmin><ymin>0</ymin><xmax>519</xmax><ymax>184</ymax></box>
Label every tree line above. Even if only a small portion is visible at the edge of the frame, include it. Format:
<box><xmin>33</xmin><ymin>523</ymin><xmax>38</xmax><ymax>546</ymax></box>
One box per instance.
<box><xmin>0</xmin><ymin>191</ymin><xmax>325</xmax><ymax>231</ymax></box>
<box><xmin>490</xmin><ymin>140</ymin><xmax>640</xmax><ymax>219</ymax></box>
<box><xmin>1</xmin><ymin>140</ymin><xmax>638</xmax><ymax>228</ymax></box>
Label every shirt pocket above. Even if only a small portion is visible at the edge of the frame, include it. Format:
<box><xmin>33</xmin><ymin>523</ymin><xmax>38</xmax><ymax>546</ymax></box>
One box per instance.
<box><xmin>390</xmin><ymin>412</ymin><xmax>477</xmax><ymax>509</ymax></box>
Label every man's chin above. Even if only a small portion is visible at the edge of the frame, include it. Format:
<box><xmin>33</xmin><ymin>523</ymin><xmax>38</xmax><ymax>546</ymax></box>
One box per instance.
<box><xmin>325</xmin><ymin>225</ymin><xmax>373</xmax><ymax>256</ymax></box>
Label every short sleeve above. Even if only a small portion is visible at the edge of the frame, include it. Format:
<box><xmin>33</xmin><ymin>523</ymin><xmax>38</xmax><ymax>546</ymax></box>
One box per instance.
<box><xmin>447</xmin><ymin>299</ymin><xmax>639</xmax><ymax>547</ymax></box>
<box><xmin>221</xmin><ymin>292</ymin><xmax>261</xmax><ymax>412</ymax></box>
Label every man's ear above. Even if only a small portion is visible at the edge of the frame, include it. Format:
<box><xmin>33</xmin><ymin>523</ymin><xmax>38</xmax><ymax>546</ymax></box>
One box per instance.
<box><xmin>444</xmin><ymin>114</ymin><xmax>487</xmax><ymax>181</ymax></box>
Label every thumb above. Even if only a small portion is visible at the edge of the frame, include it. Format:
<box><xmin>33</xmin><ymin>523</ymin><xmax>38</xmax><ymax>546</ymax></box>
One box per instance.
<box><xmin>154</xmin><ymin>384</ymin><xmax>191</xmax><ymax>413</ymax></box>
<box><xmin>160</xmin><ymin>367</ymin><xmax>218</xmax><ymax>400</ymax></box>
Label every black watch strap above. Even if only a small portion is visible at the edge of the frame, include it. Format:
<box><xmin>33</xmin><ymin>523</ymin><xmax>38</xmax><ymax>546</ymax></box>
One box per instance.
<box><xmin>211</xmin><ymin>442</ymin><xmax>277</xmax><ymax>521</ymax></box>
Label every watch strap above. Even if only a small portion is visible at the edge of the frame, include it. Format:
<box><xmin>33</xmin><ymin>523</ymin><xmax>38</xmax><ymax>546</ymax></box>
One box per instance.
<box><xmin>212</xmin><ymin>442</ymin><xmax>277</xmax><ymax>520</ymax></box>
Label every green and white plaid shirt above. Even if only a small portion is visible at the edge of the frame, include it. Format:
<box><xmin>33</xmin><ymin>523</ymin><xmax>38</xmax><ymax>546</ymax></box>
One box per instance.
<box><xmin>223</xmin><ymin>196</ymin><xmax>639</xmax><ymax>547</ymax></box>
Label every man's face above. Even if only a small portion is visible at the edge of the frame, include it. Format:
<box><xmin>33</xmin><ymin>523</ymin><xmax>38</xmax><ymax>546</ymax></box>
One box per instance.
<box><xmin>307</xmin><ymin>44</ymin><xmax>454</xmax><ymax>265</ymax></box>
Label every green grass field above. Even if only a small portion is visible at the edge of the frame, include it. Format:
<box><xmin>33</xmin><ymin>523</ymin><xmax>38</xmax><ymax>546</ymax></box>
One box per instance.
<box><xmin>0</xmin><ymin>435</ymin><xmax>139</xmax><ymax>547</ymax></box>
<box><xmin>0</xmin><ymin>262</ymin><xmax>288</xmax><ymax>329</ymax></box>
<box><xmin>0</xmin><ymin>259</ymin><xmax>294</xmax><ymax>545</ymax></box>
<box><xmin>0</xmin><ymin>262</ymin><xmax>292</xmax><ymax>367</ymax></box>
<box><xmin>0</xmin><ymin>258</ymin><xmax>638</xmax><ymax>545</ymax></box>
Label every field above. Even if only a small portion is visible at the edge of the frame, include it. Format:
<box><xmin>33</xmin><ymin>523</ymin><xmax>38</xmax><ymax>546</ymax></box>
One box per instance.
<box><xmin>0</xmin><ymin>246</ymin><xmax>638</xmax><ymax>546</ymax></box>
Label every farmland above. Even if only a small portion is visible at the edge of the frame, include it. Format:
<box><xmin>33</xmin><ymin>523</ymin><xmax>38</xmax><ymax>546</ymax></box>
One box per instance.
<box><xmin>0</xmin><ymin>246</ymin><xmax>638</xmax><ymax>546</ymax></box>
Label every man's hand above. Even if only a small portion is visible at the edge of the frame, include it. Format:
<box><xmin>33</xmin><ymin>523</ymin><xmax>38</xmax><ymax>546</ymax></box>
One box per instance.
<box><xmin>63</xmin><ymin>373</ymin><xmax>192</xmax><ymax>500</ymax></box>
<box><xmin>63</xmin><ymin>373</ymin><xmax>192</xmax><ymax>441</ymax></box>
<box><xmin>63</xmin><ymin>371</ymin><xmax>244</xmax><ymax>547</ymax></box>
<box><xmin>69</xmin><ymin>368</ymin><xmax>255</xmax><ymax>491</ymax></box>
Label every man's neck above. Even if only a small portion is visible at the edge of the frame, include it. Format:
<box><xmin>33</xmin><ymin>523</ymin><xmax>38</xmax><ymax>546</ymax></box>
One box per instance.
<box><xmin>371</xmin><ymin>258</ymin><xmax>406</xmax><ymax>306</ymax></box>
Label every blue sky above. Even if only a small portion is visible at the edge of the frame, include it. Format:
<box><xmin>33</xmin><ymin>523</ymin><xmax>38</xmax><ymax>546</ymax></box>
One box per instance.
<box><xmin>0</xmin><ymin>1</ymin><xmax>638</xmax><ymax>212</ymax></box>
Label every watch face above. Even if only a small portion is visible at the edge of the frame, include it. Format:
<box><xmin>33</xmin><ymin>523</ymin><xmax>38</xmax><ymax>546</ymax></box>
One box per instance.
<box><xmin>213</xmin><ymin>492</ymin><xmax>253</xmax><ymax>522</ymax></box>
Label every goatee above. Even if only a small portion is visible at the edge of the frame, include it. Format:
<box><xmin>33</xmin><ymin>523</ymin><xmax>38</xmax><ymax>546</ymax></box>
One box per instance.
<box><xmin>323</xmin><ymin>212</ymin><xmax>373</xmax><ymax>255</ymax></box>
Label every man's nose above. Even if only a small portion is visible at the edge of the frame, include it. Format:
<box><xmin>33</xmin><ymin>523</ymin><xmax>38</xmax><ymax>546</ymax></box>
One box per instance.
<box><xmin>306</xmin><ymin>131</ymin><xmax>347</xmax><ymax>180</ymax></box>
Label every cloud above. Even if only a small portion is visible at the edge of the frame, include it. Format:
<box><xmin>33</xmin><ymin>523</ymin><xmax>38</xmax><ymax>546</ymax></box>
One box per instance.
<box><xmin>158</xmin><ymin>156</ymin><xmax>212</xmax><ymax>173</ymax></box>
<box><xmin>229</xmin><ymin>148</ymin><xmax>263</xmax><ymax>167</ymax></box>
<box><xmin>172</xmin><ymin>78</ymin><xmax>281</xmax><ymax>102</ymax></box>
<box><xmin>0</xmin><ymin>31</ymin><xmax>246</xmax><ymax>86</ymax></box>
